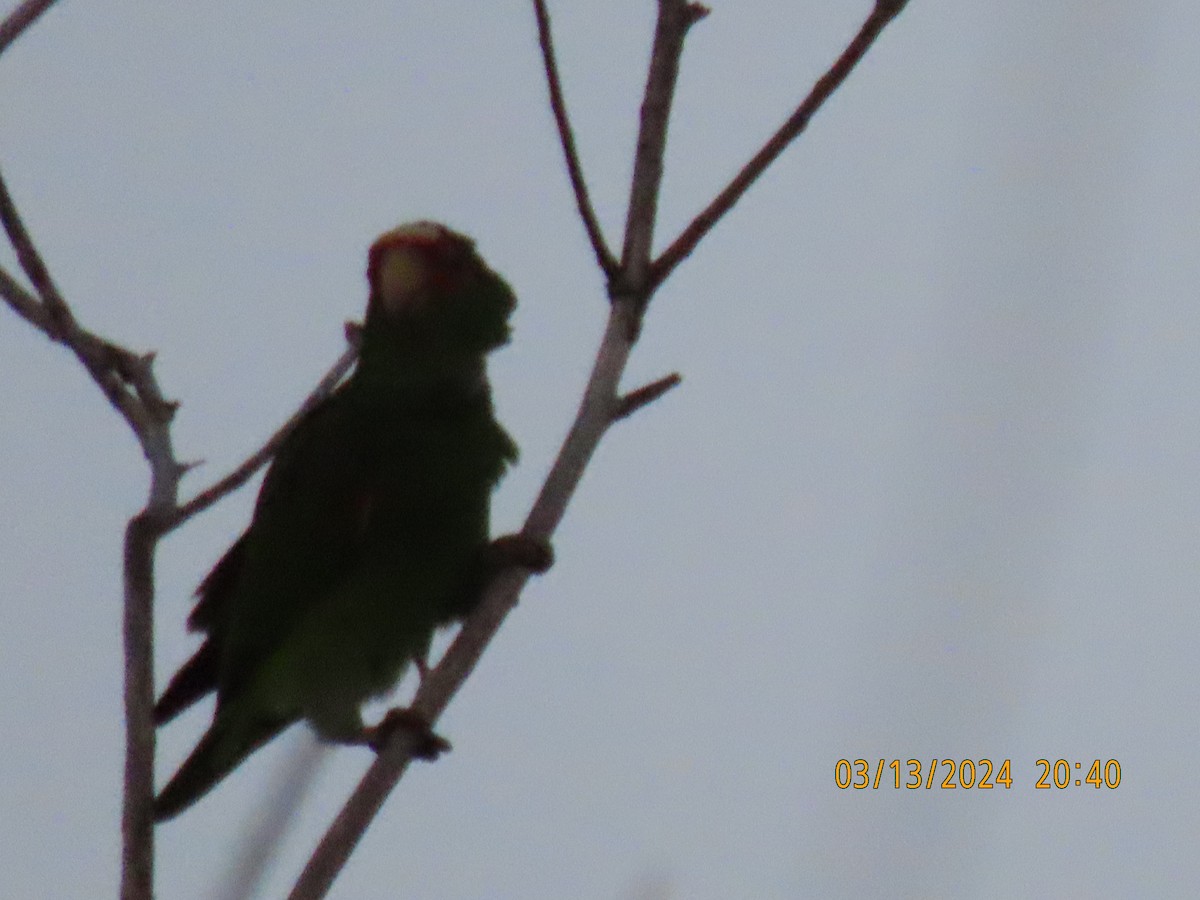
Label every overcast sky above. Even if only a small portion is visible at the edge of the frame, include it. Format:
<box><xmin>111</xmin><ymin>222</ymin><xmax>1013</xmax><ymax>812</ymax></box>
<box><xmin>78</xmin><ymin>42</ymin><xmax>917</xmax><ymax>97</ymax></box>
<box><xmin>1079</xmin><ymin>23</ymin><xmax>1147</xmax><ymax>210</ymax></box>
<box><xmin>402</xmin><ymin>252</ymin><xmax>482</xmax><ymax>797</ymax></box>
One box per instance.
<box><xmin>2</xmin><ymin>1</ymin><xmax>1198</xmax><ymax>898</ymax></box>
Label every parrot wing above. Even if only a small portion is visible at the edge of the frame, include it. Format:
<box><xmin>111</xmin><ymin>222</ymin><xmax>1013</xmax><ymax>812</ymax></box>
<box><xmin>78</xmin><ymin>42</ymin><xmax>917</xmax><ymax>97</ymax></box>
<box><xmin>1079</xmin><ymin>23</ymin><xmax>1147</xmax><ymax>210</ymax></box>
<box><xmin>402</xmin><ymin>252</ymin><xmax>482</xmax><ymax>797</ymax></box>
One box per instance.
<box><xmin>210</xmin><ymin>383</ymin><xmax>384</xmax><ymax>706</ymax></box>
<box><xmin>153</xmin><ymin>532</ymin><xmax>248</xmax><ymax>725</ymax></box>
<box><xmin>156</xmin><ymin>383</ymin><xmax>382</xmax><ymax>721</ymax></box>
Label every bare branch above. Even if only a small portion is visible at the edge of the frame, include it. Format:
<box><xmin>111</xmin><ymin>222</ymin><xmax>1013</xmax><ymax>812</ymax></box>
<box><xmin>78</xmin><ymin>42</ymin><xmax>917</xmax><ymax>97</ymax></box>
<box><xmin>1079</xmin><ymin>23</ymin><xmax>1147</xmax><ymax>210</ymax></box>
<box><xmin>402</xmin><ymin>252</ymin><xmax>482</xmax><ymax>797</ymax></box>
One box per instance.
<box><xmin>617</xmin><ymin>0</ymin><xmax>700</xmax><ymax>303</ymax></box>
<box><xmin>0</xmin><ymin>0</ymin><xmax>61</xmax><ymax>58</ymax></box>
<box><xmin>121</xmin><ymin>516</ymin><xmax>158</xmax><ymax>900</ymax></box>
<box><xmin>0</xmin><ymin>262</ymin><xmax>45</xmax><ymax>325</ymax></box>
<box><xmin>1</xmin><ymin>167</ymin><xmax>182</xmax><ymax>482</ymax></box>
<box><xmin>613</xmin><ymin>371</ymin><xmax>681</xmax><ymax>421</ymax></box>
<box><xmin>650</xmin><ymin>0</ymin><xmax>910</xmax><ymax>290</ymax></box>
<box><xmin>0</xmin><ymin>163</ymin><xmax>72</xmax><ymax>336</ymax></box>
<box><xmin>532</xmin><ymin>0</ymin><xmax>618</xmax><ymax>278</ymax></box>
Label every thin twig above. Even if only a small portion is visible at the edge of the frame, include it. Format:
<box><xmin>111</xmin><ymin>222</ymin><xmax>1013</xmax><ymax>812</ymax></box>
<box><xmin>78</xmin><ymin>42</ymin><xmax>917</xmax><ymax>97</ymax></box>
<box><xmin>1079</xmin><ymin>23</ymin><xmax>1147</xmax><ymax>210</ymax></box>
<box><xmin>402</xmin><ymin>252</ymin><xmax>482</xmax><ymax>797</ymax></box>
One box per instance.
<box><xmin>650</xmin><ymin>0</ymin><xmax>909</xmax><ymax>290</ymax></box>
<box><xmin>532</xmin><ymin>0</ymin><xmax>618</xmax><ymax>278</ymax></box>
<box><xmin>618</xmin><ymin>0</ymin><xmax>699</xmax><ymax>301</ymax></box>
<box><xmin>0</xmin><ymin>0</ymin><xmax>60</xmax><ymax>58</ymax></box>
<box><xmin>613</xmin><ymin>371</ymin><xmax>681</xmax><ymax>421</ymax></box>
<box><xmin>169</xmin><ymin>337</ymin><xmax>360</xmax><ymax>529</ymax></box>
<box><xmin>0</xmin><ymin>167</ymin><xmax>180</xmax><ymax>457</ymax></box>
<box><xmin>0</xmin><ymin>262</ymin><xmax>45</xmax><ymax>324</ymax></box>
<box><xmin>0</xmin><ymin>169</ymin><xmax>183</xmax><ymax>504</ymax></box>
<box><xmin>0</xmin><ymin>163</ymin><xmax>72</xmax><ymax>335</ymax></box>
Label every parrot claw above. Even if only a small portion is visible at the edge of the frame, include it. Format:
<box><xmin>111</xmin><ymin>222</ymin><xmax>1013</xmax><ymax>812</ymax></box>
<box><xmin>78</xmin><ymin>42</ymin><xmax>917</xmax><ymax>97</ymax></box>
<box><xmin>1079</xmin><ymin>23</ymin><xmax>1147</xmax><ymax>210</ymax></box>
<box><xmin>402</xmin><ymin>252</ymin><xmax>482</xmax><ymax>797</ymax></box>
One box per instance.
<box><xmin>486</xmin><ymin>533</ymin><xmax>554</xmax><ymax>575</ymax></box>
<box><xmin>364</xmin><ymin>707</ymin><xmax>451</xmax><ymax>759</ymax></box>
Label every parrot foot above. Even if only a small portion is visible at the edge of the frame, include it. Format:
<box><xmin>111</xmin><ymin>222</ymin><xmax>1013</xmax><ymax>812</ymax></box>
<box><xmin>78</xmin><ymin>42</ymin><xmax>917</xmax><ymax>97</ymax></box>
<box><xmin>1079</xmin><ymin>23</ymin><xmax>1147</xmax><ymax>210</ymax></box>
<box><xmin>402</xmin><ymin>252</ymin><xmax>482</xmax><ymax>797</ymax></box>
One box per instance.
<box><xmin>363</xmin><ymin>707</ymin><xmax>451</xmax><ymax>760</ymax></box>
<box><xmin>486</xmin><ymin>533</ymin><xmax>554</xmax><ymax>575</ymax></box>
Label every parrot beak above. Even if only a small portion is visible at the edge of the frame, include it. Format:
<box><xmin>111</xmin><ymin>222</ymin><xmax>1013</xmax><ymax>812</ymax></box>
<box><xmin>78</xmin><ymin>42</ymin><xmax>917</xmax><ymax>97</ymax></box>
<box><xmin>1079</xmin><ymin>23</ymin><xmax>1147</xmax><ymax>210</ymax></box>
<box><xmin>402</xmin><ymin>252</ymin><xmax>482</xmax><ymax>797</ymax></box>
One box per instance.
<box><xmin>372</xmin><ymin>243</ymin><xmax>431</xmax><ymax>317</ymax></box>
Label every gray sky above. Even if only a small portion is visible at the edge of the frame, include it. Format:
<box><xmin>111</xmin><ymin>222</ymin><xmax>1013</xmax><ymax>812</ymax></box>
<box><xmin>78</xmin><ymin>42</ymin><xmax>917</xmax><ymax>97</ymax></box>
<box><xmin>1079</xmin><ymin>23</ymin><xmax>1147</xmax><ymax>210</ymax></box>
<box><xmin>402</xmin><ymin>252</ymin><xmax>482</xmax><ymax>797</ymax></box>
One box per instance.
<box><xmin>2</xmin><ymin>1</ymin><xmax>1197</xmax><ymax>898</ymax></box>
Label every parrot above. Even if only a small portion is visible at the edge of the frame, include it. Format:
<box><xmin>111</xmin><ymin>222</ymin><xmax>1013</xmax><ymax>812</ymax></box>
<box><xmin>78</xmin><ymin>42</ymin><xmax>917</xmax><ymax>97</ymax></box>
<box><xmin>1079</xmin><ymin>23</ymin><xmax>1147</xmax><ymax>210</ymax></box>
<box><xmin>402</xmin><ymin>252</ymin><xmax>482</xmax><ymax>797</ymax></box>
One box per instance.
<box><xmin>153</xmin><ymin>221</ymin><xmax>549</xmax><ymax>822</ymax></box>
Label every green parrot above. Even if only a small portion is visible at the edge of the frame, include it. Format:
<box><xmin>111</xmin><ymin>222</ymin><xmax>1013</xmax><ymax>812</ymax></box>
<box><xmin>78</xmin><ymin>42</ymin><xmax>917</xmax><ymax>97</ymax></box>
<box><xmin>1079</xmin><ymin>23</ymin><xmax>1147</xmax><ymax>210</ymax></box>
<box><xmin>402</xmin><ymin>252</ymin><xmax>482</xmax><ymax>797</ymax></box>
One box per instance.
<box><xmin>154</xmin><ymin>221</ymin><xmax>548</xmax><ymax>822</ymax></box>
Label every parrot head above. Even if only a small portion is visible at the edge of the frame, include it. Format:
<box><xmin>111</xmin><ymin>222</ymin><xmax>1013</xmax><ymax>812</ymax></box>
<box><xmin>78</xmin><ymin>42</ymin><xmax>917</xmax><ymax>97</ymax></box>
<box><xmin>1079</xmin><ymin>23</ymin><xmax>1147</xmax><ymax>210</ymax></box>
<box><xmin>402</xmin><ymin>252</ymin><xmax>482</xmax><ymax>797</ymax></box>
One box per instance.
<box><xmin>366</xmin><ymin>221</ymin><xmax>515</xmax><ymax>354</ymax></box>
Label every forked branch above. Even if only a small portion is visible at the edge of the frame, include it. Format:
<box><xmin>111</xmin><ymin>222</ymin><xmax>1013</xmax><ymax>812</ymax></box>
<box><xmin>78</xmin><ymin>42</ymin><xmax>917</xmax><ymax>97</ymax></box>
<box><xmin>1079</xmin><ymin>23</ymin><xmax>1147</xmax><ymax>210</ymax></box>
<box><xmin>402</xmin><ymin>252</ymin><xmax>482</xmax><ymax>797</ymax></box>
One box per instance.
<box><xmin>651</xmin><ymin>0</ymin><xmax>909</xmax><ymax>289</ymax></box>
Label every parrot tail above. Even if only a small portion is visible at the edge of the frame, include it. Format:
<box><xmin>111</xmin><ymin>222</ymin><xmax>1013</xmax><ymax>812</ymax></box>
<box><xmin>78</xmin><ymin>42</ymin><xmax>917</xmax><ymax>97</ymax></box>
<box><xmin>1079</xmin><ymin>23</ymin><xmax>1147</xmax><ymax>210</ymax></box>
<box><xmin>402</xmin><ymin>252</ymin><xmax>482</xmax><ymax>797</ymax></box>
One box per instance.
<box><xmin>154</xmin><ymin>641</ymin><xmax>218</xmax><ymax>726</ymax></box>
<box><xmin>154</xmin><ymin>713</ymin><xmax>290</xmax><ymax>822</ymax></box>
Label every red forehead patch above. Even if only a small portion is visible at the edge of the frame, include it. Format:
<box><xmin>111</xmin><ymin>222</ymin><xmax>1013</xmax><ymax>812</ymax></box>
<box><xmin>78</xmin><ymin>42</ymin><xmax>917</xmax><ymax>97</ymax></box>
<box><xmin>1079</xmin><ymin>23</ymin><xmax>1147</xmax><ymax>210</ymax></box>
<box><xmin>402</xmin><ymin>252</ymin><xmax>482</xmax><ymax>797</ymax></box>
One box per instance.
<box><xmin>367</xmin><ymin>222</ymin><xmax>474</xmax><ymax>290</ymax></box>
